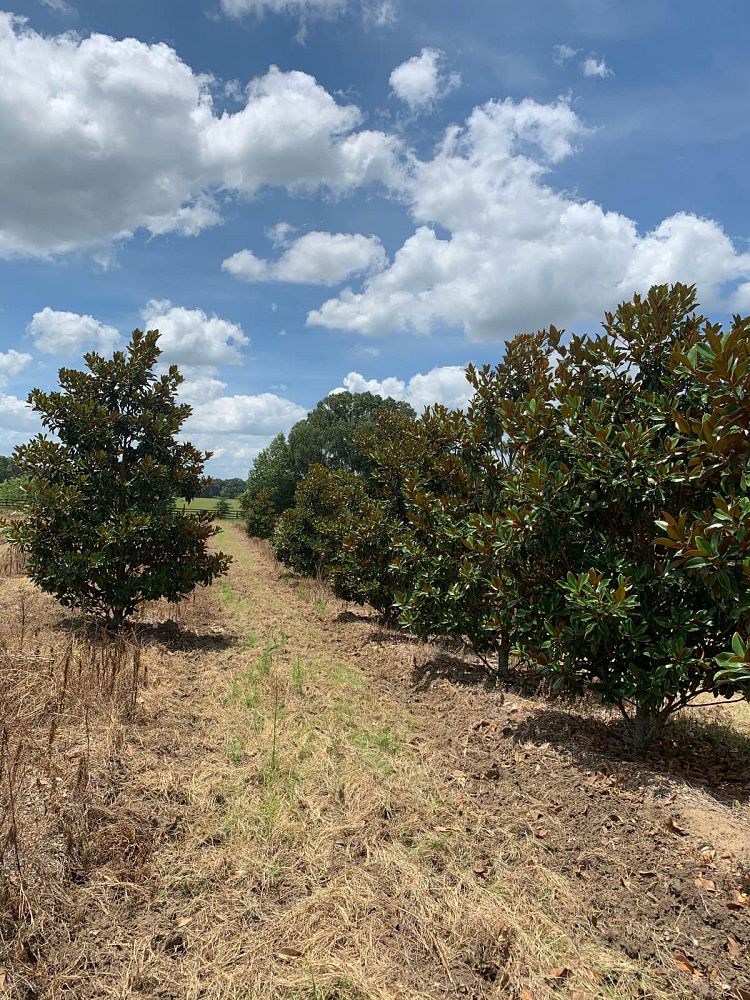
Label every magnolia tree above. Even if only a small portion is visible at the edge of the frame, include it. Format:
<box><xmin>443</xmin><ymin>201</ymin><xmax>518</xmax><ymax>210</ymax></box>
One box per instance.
<box><xmin>463</xmin><ymin>285</ymin><xmax>750</xmax><ymax>745</ymax></box>
<box><xmin>9</xmin><ymin>331</ymin><xmax>230</xmax><ymax>627</ymax></box>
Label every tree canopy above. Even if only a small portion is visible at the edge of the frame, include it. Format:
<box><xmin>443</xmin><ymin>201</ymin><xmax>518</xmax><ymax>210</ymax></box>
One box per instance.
<box><xmin>287</xmin><ymin>391</ymin><xmax>415</xmax><ymax>479</ymax></box>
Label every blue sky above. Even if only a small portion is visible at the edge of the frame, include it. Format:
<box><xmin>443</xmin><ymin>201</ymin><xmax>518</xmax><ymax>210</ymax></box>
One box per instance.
<box><xmin>1</xmin><ymin>0</ymin><xmax>749</xmax><ymax>475</ymax></box>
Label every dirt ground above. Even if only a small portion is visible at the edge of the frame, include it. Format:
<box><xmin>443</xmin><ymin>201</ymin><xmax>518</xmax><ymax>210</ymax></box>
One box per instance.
<box><xmin>1</xmin><ymin>525</ymin><xmax>749</xmax><ymax>999</ymax></box>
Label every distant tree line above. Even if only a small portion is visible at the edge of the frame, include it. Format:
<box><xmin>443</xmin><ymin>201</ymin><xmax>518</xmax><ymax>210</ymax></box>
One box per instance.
<box><xmin>0</xmin><ymin>455</ymin><xmax>19</xmax><ymax>482</ymax></box>
<box><xmin>199</xmin><ymin>477</ymin><xmax>246</xmax><ymax>499</ymax></box>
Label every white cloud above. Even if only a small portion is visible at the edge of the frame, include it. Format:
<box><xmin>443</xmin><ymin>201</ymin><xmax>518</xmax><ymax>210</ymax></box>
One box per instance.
<box><xmin>340</xmin><ymin>365</ymin><xmax>471</xmax><ymax>412</ymax></box>
<box><xmin>389</xmin><ymin>48</ymin><xmax>460</xmax><ymax>112</ymax></box>
<box><xmin>28</xmin><ymin>307</ymin><xmax>120</xmax><ymax>355</ymax></box>
<box><xmin>0</xmin><ymin>15</ymin><xmax>402</xmax><ymax>258</ymax></box>
<box><xmin>309</xmin><ymin>96</ymin><xmax>750</xmax><ymax>342</ymax></box>
<box><xmin>553</xmin><ymin>43</ymin><xmax>578</xmax><ymax>65</ymax></box>
<box><xmin>219</xmin><ymin>0</ymin><xmax>396</xmax><ymax>27</ymax></box>
<box><xmin>732</xmin><ymin>282</ymin><xmax>750</xmax><ymax>313</ymax></box>
<box><xmin>582</xmin><ymin>56</ymin><xmax>613</xmax><ymax>78</ymax></box>
<box><xmin>267</xmin><ymin>221</ymin><xmax>297</xmax><ymax>245</ymax></box>
<box><xmin>0</xmin><ymin>350</ymin><xmax>32</xmax><ymax>387</ymax></box>
<box><xmin>40</xmin><ymin>0</ymin><xmax>76</xmax><ymax>13</ymax></box>
<box><xmin>219</xmin><ymin>0</ymin><xmax>345</xmax><ymax>16</ymax></box>
<box><xmin>186</xmin><ymin>393</ymin><xmax>307</xmax><ymax>434</ymax></box>
<box><xmin>222</xmin><ymin>231</ymin><xmax>386</xmax><ymax>285</ymax></box>
<box><xmin>141</xmin><ymin>301</ymin><xmax>249</xmax><ymax>368</ymax></box>
<box><xmin>362</xmin><ymin>0</ymin><xmax>396</xmax><ymax>25</ymax></box>
<box><xmin>0</xmin><ymin>393</ymin><xmax>39</xmax><ymax>432</ymax></box>
<box><xmin>178</xmin><ymin>376</ymin><xmax>228</xmax><ymax>406</ymax></box>
<box><xmin>183</xmin><ymin>390</ymin><xmax>307</xmax><ymax>474</ymax></box>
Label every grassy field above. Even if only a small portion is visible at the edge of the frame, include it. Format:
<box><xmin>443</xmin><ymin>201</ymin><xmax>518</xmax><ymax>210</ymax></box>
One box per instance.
<box><xmin>178</xmin><ymin>496</ymin><xmax>242</xmax><ymax>512</ymax></box>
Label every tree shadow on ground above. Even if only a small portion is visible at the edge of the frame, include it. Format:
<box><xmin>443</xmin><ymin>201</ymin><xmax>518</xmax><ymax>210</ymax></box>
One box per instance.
<box><xmin>55</xmin><ymin>616</ymin><xmax>236</xmax><ymax>653</ymax></box>
<box><xmin>334</xmin><ymin>609</ymin><xmax>376</xmax><ymax>625</ymax></box>
<box><xmin>411</xmin><ymin>649</ymin><xmax>554</xmax><ymax>699</ymax></box>
<box><xmin>513</xmin><ymin>706</ymin><xmax>750</xmax><ymax>806</ymax></box>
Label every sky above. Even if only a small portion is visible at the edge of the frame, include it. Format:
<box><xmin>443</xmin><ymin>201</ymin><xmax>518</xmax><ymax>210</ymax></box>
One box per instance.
<box><xmin>1</xmin><ymin>0</ymin><xmax>749</xmax><ymax>476</ymax></box>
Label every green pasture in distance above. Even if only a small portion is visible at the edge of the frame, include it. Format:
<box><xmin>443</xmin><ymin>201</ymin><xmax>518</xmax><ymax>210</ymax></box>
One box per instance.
<box><xmin>176</xmin><ymin>497</ymin><xmax>242</xmax><ymax>513</ymax></box>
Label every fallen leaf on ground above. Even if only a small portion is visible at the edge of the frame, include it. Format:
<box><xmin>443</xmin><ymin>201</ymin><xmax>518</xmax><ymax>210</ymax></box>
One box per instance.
<box><xmin>519</xmin><ymin>990</ymin><xmax>533</xmax><ymax>1000</ymax></box>
<box><xmin>694</xmin><ymin>877</ymin><xmax>716</xmax><ymax>892</ymax></box>
<box><xmin>673</xmin><ymin>952</ymin><xmax>701</xmax><ymax>976</ymax></box>
<box><xmin>725</xmin><ymin>936</ymin><xmax>742</xmax><ymax>963</ymax></box>
<box><xmin>667</xmin><ymin>817</ymin><xmax>688</xmax><ymax>836</ymax></box>
<box><xmin>174</xmin><ymin>917</ymin><xmax>192</xmax><ymax>928</ymax></box>
<box><xmin>276</xmin><ymin>947</ymin><xmax>304</xmax><ymax>960</ymax></box>
<box><xmin>545</xmin><ymin>966</ymin><xmax>571</xmax><ymax>980</ymax></box>
<box><xmin>728</xmin><ymin>890</ymin><xmax>750</xmax><ymax>909</ymax></box>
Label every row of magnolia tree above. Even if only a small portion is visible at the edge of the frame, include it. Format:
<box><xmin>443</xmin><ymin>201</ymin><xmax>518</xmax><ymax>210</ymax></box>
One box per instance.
<box><xmin>250</xmin><ymin>284</ymin><xmax>750</xmax><ymax>747</ymax></box>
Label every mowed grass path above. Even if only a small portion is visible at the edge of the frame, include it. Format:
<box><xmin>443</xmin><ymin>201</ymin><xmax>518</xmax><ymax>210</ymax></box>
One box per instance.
<box><xmin>160</xmin><ymin>525</ymin><xmax>683</xmax><ymax>1000</ymax></box>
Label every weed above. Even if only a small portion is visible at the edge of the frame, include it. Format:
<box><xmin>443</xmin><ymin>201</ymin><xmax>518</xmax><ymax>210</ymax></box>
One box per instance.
<box><xmin>291</xmin><ymin>654</ymin><xmax>305</xmax><ymax>693</ymax></box>
<box><xmin>313</xmin><ymin>598</ymin><xmax>327</xmax><ymax>619</ymax></box>
<box><xmin>227</xmin><ymin>736</ymin><xmax>247</xmax><ymax>766</ymax></box>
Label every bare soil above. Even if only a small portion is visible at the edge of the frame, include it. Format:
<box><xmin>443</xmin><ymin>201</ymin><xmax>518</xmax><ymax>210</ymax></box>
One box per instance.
<box><xmin>1</xmin><ymin>526</ymin><xmax>749</xmax><ymax>999</ymax></box>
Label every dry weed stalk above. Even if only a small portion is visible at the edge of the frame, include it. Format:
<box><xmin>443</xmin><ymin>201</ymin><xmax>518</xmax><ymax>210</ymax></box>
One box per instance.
<box><xmin>0</xmin><ymin>588</ymin><xmax>148</xmax><ymax>944</ymax></box>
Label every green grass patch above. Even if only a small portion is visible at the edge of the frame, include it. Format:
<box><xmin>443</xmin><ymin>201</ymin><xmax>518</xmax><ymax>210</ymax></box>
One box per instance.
<box><xmin>177</xmin><ymin>496</ymin><xmax>242</xmax><ymax>512</ymax></box>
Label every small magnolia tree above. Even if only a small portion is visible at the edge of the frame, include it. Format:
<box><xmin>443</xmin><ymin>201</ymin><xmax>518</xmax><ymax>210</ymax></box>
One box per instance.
<box><xmin>272</xmin><ymin>465</ymin><xmax>368</xmax><ymax>578</ymax></box>
<box><xmin>9</xmin><ymin>331</ymin><xmax>230</xmax><ymax>627</ymax></box>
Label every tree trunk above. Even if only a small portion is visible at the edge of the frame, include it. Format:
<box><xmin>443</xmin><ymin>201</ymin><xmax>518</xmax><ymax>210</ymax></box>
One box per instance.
<box><xmin>108</xmin><ymin>608</ymin><xmax>127</xmax><ymax>631</ymax></box>
<box><xmin>497</xmin><ymin>637</ymin><xmax>511</xmax><ymax>680</ymax></box>
<box><xmin>630</xmin><ymin>705</ymin><xmax>664</xmax><ymax>751</ymax></box>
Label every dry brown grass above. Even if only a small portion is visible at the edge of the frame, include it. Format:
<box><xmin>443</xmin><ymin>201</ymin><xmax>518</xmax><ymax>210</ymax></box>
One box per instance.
<box><xmin>155</xmin><ymin>528</ymin><xmax>687</xmax><ymax>1000</ymax></box>
<box><xmin>0</xmin><ymin>530</ymin><xmax>722</xmax><ymax>998</ymax></box>
<box><xmin>0</xmin><ymin>554</ymin><xmax>151</xmax><ymax>989</ymax></box>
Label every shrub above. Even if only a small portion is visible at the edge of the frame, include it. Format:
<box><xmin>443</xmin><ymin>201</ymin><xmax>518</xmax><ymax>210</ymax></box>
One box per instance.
<box><xmin>8</xmin><ymin>331</ymin><xmax>230</xmax><ymax>627</ymax></box>
<box><xmin>215</xmin><ymin>497</ymin><xmax>231</xmax><ymax>519</ymax></box>
<box><xmin>240</xmin><ymin>434</ymin><xmax>296</xmax><ymax>538</ymax></box>
<box><xmin>272</xmin><ymin>465</ymin><xmax>367</xmax><ymax>579</ymax></box>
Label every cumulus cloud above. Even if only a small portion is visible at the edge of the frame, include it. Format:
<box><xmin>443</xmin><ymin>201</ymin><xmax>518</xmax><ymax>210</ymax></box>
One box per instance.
<box><xmin>309</xmin><ymin>96</ymin><xmax>750</xmax><ymax>342</ymax></box>
<box><xmin>186</xmin><ymin>393</ymin><xmax>307</xmax><ymax>434</ymax></box>
<box><xmin>223</xmin><ymin>231</ymin><xmax>386</xmax><ymax>285</ymax></box>
<box><xmin>178</xmin><ymin>376</ymin><xmax>228</xmax><ymax>406</ymax></box>
<box><xmin>0</xmin><ymin>15</ymin><xmax>401</xmax><ymax>258</ymax></box>
<box><xmin>0</xmin><ymin>393</ymin><xmax>39</xmax><ymax>433</ymax></box>
<box><xmin>339</xmin><ymin>365</ymin><xmax>471</xmax><ymax>412</ymax></box>
<box><xmin>28</xmin><ymin>307</ymin><xmax>120</xmax><ymax>355</ymax></box>
<box><xmin>582</xmin><ymin>56</ymin><xmax>613</xmax><ymax>78</ymax></box>
<box><xmin>389</xmin><ymin>48</ymin><xmax>460</xmax><ymax>112</ymax></box>
<box><xmin>141</xmin><ymin>301</ymin><xmax>249</xmax><ymax>368</ymax></box>
<box><xmin>183</xmin><ymin>390</ymin><xmax>307</xmax><ymax>474</ymax></box>
<box><xmin>0</xmin><ymin>350</ymin><xmax>32</xmax><ymax>387</ymax></box>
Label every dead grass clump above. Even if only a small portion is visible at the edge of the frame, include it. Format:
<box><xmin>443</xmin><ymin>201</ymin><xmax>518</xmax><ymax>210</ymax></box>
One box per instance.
<box><xmin>0</xmin><ymin>546</ymin><xmax>26</xmax><ymax>578</ymax></box>
<box><xmin>0</xmin><ymin>583</ymin><xmax>148</xmax><ymax>959</ymax></box>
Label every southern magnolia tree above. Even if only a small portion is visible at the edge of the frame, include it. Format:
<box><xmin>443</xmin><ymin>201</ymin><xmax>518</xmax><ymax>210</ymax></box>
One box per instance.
<box><xmin>273</xmin><ymin>284</ymin><xmax>750</xmax><ymax>746</ymax></box>
<box><xmin>9</xmin><ymin>331</ymin><xmax>229</xmax><ymax>627</ymax></box>
<box><xmin>461</xmin><ymin>284</ymin><xmax>750</xmax><ymax>745</ymax></box>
